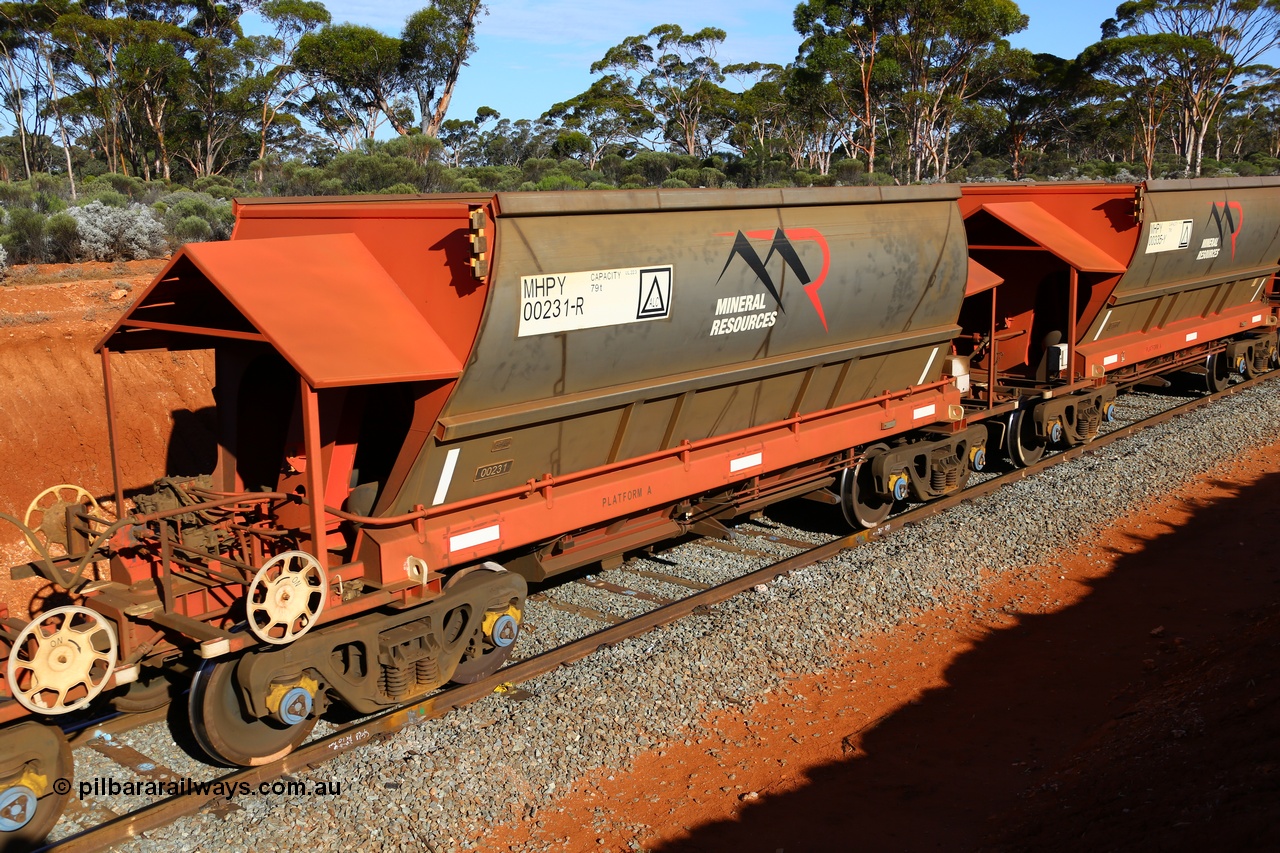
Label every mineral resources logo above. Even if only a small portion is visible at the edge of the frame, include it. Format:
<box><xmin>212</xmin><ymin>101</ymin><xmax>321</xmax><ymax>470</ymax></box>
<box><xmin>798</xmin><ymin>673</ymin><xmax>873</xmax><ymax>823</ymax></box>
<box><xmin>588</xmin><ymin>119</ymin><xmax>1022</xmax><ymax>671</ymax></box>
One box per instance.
<box><xmin>713</xmin><ymin>228</ymin><xmax>832</xmax><ymax>334</ymax></box>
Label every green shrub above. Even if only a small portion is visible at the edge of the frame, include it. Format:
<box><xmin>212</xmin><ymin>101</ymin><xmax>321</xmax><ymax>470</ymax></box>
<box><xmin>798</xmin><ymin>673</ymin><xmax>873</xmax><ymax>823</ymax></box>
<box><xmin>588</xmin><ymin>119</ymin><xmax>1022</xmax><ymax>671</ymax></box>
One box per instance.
<box><xmin>44</xmin><ymin>213</ymin><xmax>80</xmax><ymax>262</ymax></box>
<box><xmin>535</xmin><ymin>173</ymin><xmax>585</xmax><ymax>191</ymax></box>
<box><xmin>670</xmin><ymin>168</ymin><xmax>703</xmax><ymax>186</ymax></box>
<box><xmin>88</xmin><ymin>173</ymin><xmax>148</xmax><ymax>200</ymax></box>
<box><xmin>192</xmin><ymin>175</ymin><xmax>237</xmax><ymax>199</ymax></box>
<box><xmin>661</xmin><ymin>177</ymin><xmax>691</xmax><ymax>188</ymax></box>
<box><xmin>2</xmin><ymin>208</ymin><xmax>47</xmax><ymax>263</ymax></box>
<box><xmin>521</xmin><ymin>158</ymin><xmax>558</xmax><ymax>183</ymax></box>
<box><xmin>379</xmin><ymin>183</ymin><xmax>420</xmax><ymax>194</ymax></box>
<box><xmin>174</xmin><ymin>215</ymin><xmax>213</xmax><ymax>244</ymax></box>
<box><xmin>82</xmin><ymin>187</ymin><xmax>129</xmax><ymax>208</ymax></box>
<box><xmin>832</xmin><ymin>159</ymin><xmax>866</xmax><ymax>184</ymax></box>
<box><xmin>155</xmin><ymin>192</ymin><xmax>234</xmax><ymax>241</ymax></box>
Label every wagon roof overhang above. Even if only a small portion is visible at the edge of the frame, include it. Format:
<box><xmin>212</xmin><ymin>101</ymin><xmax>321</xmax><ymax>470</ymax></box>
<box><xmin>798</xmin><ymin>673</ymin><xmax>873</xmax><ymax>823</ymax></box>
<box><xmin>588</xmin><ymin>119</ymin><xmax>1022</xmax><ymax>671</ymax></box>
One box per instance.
<box><xmin>964</xmin><ymin>258</ymin><xmax>1004</xmax><ymax>296</ymax></box>
<box><xmin>974</xmin><ymin>201</ymin><xmax>1128</xmax><ymax>274</ymax></box>
<box><xmin>97</xmin><ymin>233</ymin><xmax>463</xmax><ymax>388</ymax></box>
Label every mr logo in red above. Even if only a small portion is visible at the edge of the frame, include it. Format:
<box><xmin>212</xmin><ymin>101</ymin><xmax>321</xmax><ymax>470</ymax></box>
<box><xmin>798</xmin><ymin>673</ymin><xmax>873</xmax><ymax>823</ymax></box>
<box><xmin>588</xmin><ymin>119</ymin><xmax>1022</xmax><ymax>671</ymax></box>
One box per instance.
<box><xmin>715</xmin><ymin>228</ymin><xmax>832</xmax><ymax>331</ymax></box>
<box><xmin>1210</xmin><ymin>201</ymin><xmax>1243</xmax><ymax>260</ymax></box>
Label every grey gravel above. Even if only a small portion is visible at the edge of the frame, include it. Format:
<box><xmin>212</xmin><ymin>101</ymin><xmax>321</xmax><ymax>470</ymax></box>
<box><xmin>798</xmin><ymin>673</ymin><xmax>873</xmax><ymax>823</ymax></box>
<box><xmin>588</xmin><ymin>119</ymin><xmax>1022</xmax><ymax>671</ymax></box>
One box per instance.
<box><xmin>47</xmin><ymin>378</ymin><xmax>1280</xmax><ymax>851</ymax></box>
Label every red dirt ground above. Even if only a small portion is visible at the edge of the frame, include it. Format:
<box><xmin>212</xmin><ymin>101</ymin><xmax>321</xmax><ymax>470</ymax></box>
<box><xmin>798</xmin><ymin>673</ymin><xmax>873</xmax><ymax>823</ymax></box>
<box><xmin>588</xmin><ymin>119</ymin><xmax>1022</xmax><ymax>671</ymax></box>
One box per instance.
<box><xmin>488</xmin><ymin>443</ymin><xmax>1280</xmax><ymax>853</ymax></box>
<box><xmin>0</xmin><ymin>260</ymin><xmax>214</xmax><ymax>613</ymax></box>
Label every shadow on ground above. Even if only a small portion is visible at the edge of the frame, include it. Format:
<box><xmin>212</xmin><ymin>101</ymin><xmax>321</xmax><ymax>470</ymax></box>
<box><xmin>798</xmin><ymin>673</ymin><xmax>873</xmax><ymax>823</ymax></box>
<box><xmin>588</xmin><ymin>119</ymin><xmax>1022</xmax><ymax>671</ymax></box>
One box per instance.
<box><xmin>660</xmin><ymin>470</ymin><xmax>1280</xmax><ymax>853</ymax></box>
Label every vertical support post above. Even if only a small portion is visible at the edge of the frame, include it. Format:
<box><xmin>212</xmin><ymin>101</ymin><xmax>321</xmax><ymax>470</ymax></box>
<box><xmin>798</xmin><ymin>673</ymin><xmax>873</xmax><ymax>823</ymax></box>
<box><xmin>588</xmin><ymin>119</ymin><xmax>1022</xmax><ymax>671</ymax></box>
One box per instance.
<box><xmin>158</xmin><ymin>521</ymin><xmax>173</xmax><ymax>614</ymax></box>
<box><xmin>299</xmin><ymin>377</ymin><xmax>328</xmax><ymax>571</ymax></box>
<box><xmin>100</xmin><ymin>347</ymin><xmax>127</xmax><ymax>514</ymax></box>
<box><xmin>1068</xmin><ymin>268</ymin><xmax>1078</xmax><ymax>381</ymax></box>
<box><xmin>988</xmin><ymin>288</ymin><xmax>998</xmax><ymax>407</ymax></box>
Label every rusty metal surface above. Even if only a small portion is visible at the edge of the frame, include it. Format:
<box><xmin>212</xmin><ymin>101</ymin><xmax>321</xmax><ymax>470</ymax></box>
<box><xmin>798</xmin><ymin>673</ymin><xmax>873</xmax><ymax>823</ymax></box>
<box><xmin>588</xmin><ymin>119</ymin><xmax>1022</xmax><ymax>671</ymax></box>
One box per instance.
<box><xmin>978</xmin><ymin>202</ymin><xmax>1127</xmax><ymax>273</ymax></box>
<box><xmin>964</xmin><ymin>258</ymin><xmax>1003</xmax><ymax>297</ymax></box>
<box><xmin>101</xmin><ymin>234</ymin><xmax>463</xmax><ymax>387</ymax></box>
<box><xmin>396</xmin><ymin>190</ymin><xmax>970</xmax><ymax>514</ymax></box>
<box><xmin>492</xmin><ymin>184</ymin><xmax>960</xmax><ymax>216</ymax></box>
<box><xmin>1088</xmin><ymin>178</ymin><xmax>1280</xmax><ymax>343</ymax></box>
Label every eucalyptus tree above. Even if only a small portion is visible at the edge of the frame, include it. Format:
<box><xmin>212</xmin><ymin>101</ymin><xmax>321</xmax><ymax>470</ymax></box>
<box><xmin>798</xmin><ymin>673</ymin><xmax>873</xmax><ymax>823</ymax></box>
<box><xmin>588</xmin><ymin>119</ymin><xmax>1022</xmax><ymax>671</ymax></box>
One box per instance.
<box><xmin>0</xmin><ymin>1</ymin><xmax>42</xmax><ymax>178</ymax></box>
<box><xmin>115</xmin><ymin>11</ymin><xmax>192</xmax><ymax>180</ymax></box>
<box><xmin>243</xmin><ymin>0</ymin><xmax>329</xmax><ymax>181</ymax></box>
<box><xmin>543</xmin><ymin>76</ymin><xmax>644</xmax><ymax>169</ymax></box>
<box><xmin>981</xmin><ymin>49</ymin><xmax>1078</xmax><ymax>178</ymax></box>
<box><xmin>1080</xmin><ymin>33</ymin><xmax>1181</xmax><ymax>178</ymax></box>
<box><xmin>1107</xmin><ymin>0</ymin><xmax>1280</xmax><ymax>176</ymax></box>
<box><xmin>177</xmin><ymin>2</ymin><xmax>260</xmax><ymax>178</ymax></box>
<box><xmin>438</xmin><ymin>104</ymin><xmax>498</xmax><ymax>166</ymax></box>
<box><xmin>294</xmin><ymin>23</ymin><xmax>412</xmax><ymax>148</ymax></box>
<box><xmin>885</xmin><ymin>0</ymin><xmax>1028</xmax><ymax>181</ymax></box>
<box><xmin>794</xmin><ymin>0</ymin><xmax>900</xmax><ymax>174</ymax></box>
<box><xmin>400</xmin><ymin>0</ymin><xmax>485</xmax><ymax>137</ymax></box>
<box><xmin>589</xmin><ymin>24</ymin><xmax>729</xmax><ymax>157</ymax></box>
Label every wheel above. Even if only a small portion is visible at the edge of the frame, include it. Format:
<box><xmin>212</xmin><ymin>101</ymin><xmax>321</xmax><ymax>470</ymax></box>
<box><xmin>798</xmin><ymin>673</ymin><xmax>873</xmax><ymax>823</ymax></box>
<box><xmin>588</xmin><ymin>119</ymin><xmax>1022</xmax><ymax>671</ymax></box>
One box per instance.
<box><xmin>1006</xmin><ymin>409</ymin><xmax>1047</xmax><ymax>468</ymax></box>
<box><xmin>1205</xmin><ymin>352</ymin><xmax>1230</xmax><ymax>393</ymax></box>
<box><xmin>246</xmin><ymin>550</ymin><xmax>327</xmax><ymax>645</ymax></box>
<box><xmin>839</xmin><ymin>443</ymin><xmax>894</xmax><ymax>529</ymax></box>
<box><xmin>23</xmin><ymin>484</ymin><xmax>101</xmax><ymax>554</ymax></box>
<box><xmin>189</xmin><ymin>657</ymin><xmax>316</xmax><ymax>767</ymax></box>
<box><xmin>447</xmin><ymin>564</ymin><xmax>522</xmax><ymax>684</ymax></box>
<box><xmin>7</xmin><ymin>606</ymin><xmax>118</xmax><ymax>714</ymax></box>
<box><xmin>0</xmin><ymin>722</ymin><xmax>73</xmax><ymax>849</ymax></box>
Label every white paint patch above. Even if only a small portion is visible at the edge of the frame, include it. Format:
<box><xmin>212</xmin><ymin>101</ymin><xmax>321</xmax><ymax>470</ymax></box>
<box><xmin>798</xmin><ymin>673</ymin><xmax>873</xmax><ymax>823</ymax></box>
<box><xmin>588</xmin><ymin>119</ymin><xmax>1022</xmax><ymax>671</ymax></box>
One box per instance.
<box><xmin>917</xmin><ymin>347</ymin><xmax>940</xmax><ymax>386</ymax></box>
<box><xmin>1185</xmin><ymin>332</ymin><xmax>1198</xmax><ymax>342</ymax></box>
<box><xmin>1253</xmin><ymin>314</ymin><xmax>1264</xmax><ymax>324</ymax></box>
<box><xmin>450</xmin><ymin>524</ymin><xmax>500</xmax><ymax>553</ymax></box>
<box><xmin>1093</xmin><ymin>309</ymin><xmax>1112</xmax><ymax>341</ymax></box>
<box><xmin>1145</xmin><ymin>219</ymin><xmax>1194</xmax><ymax>254</ymax></box>
<box><xmin>1103</xmin><ymin>354</ymin><xmax>1119</xmax><ymax>366</ymax></box>
<box><xmin>519</xmin><ymin>265</ymin><xmax>672</xmax><ymax>336</ymax></box>
<box><xmin>912</xmin><ymin>404</ymin><xmax>936</xmax><ymax>421</ymax></box>
<box><xmin>730</xmin><ymin>452</ymin><xmax>763</xmax><ymax>473</ymax></box>
<box><xmin>200</xmin><ymin>638</ymin><xmax>231</xmax><ymax>659</ymax></box>
<box><xmin>432</xmin><ymin>448</ymin><xmax>461</xmax><ymax>507</ymax></box>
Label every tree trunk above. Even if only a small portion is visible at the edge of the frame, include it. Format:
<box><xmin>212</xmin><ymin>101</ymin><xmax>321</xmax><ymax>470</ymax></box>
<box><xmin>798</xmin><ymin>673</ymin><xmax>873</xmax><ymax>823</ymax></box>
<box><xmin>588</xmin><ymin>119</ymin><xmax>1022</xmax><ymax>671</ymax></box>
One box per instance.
<box><xmin>3</xmin><ymin>50</ymin><xmax>31</xmax><ymax>180</ymax></box>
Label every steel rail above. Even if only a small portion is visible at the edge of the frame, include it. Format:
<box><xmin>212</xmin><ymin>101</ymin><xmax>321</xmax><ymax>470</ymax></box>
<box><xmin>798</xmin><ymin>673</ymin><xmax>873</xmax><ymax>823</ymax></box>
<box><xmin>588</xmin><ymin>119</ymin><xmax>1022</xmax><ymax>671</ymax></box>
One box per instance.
<box><xmin>37</xmin><ymin>372</ymin><xmax>1277</xmax><ymax>852</ymax></box>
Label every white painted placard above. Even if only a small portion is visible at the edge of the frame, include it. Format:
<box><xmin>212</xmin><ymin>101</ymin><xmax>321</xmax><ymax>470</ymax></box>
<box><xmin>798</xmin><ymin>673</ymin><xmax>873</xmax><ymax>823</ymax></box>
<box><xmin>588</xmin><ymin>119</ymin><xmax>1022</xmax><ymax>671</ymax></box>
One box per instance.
<box><xmin>519</xmin><ymin>265</ymin><xmax>672</xmax><ymax>336</ymax></box>
<box><xmin>1144</xmin><ymin>219</ymin><xmax>1194</xmax><ymax>254</ymax></box>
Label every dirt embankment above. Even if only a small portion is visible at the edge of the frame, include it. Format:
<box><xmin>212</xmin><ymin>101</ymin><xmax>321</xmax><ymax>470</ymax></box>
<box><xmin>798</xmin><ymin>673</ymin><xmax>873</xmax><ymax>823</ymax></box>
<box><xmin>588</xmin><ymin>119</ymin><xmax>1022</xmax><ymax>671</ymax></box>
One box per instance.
<box><xmin>0</xmin><ymin>261</ymin><xmax>214</xmax><ymax>587</ymax></box>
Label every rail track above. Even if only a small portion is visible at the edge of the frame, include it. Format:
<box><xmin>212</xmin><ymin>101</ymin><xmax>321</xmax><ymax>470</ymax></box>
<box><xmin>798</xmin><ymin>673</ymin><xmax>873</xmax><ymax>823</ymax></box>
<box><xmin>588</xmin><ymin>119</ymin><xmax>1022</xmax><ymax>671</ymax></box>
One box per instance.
<box><xmin>33</xmin><ymin>371</ymin><xmax>1277</xmax><ymax>852</ymax></box>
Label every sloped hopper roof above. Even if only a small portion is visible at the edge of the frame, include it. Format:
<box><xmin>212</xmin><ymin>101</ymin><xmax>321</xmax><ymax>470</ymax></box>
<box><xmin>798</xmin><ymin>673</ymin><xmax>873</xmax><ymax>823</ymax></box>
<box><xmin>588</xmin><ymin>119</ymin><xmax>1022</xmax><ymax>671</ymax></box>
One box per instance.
<box><xmin>978</xmin><ymin>202</ymin><xmax>1128</xmax><ymax>274</ymax></box>
<box><xmin>964</xmin><ymin>258</ymin><xmax>1004</xmax><ymax>296</ymax></box>
<box><xmin>98</xmin><ymin>233</ymin><xmax>463</xmax><ymax>388</ymax></box>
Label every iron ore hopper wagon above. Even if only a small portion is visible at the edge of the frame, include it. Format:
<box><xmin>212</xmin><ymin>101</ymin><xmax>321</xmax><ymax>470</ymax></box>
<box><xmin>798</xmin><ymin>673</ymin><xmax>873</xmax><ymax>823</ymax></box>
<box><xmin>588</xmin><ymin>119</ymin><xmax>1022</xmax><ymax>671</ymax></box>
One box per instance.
<box><xmin>0</xmin><ymin>179</ymin><xmax>1276</xmax><ymax>846</ymax></box>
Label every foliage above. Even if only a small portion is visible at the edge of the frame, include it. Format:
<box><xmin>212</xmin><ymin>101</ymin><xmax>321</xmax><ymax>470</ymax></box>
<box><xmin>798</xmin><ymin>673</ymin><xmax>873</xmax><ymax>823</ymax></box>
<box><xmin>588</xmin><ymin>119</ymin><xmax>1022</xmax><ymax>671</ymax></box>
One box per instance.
<box><xmin>66</xmin><ymin>201</ymin><xmax>166</xmax><ymax>260</ymax></box>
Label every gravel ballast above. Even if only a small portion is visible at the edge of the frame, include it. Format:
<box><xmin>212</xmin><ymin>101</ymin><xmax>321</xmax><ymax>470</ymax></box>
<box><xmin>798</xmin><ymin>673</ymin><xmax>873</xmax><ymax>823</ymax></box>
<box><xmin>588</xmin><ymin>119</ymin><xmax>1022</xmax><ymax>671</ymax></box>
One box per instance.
<box><xmin>47</xmin><ymin>379</ymin><xmax>1280</xmax><ymax>852</ymax></box>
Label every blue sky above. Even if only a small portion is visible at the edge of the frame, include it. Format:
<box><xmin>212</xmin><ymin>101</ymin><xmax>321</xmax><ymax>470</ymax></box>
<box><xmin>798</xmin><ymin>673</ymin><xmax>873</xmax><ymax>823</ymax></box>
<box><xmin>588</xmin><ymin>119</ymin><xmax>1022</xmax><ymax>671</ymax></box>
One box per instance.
<box><xmin>263</xmin><ymin>1</ymin><xmax>1126</xmax><ymax>123</ymax></box>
